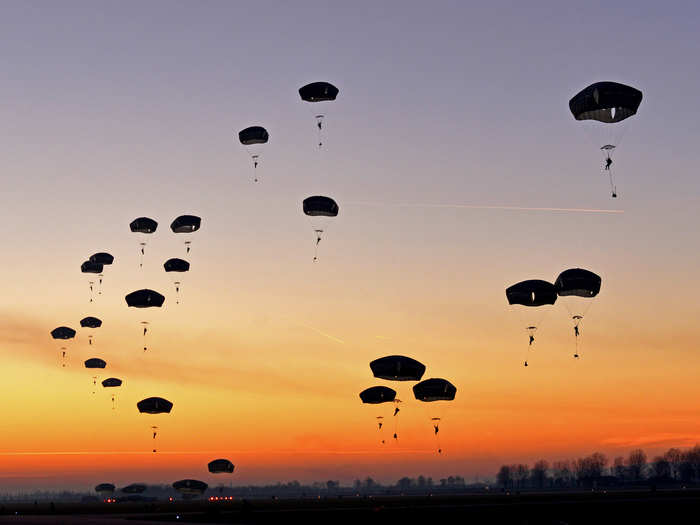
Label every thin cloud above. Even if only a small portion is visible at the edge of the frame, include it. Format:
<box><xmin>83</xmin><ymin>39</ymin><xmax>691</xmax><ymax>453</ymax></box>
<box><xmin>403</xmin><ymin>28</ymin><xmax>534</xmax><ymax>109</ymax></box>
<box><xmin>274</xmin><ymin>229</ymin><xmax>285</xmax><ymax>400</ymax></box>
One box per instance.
<box><xmin>348</xmin><ymin>201</ymin><xmax>624</xmax><ymax>214</ymax></box>
<box><xmin>601</xmin><ymin>433</ymin><xmax>700</xmax><ymax>448</ymax></box>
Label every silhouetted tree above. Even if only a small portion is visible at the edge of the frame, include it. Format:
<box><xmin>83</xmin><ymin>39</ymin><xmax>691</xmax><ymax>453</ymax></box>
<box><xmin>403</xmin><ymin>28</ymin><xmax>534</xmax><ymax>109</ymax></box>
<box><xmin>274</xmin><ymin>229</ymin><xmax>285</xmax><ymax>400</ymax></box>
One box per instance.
<box><xmin>627</xmin><ymin>449</ymin><xmax>647</xmax><ymax>480</ymax></box>
<box><xmin>575</xmin><ymin>453</ymin><xmax>607</xmax><ymax>484</ymax></box>
<box><xmin>613</xmin><ymin>456</ymin><xmax>626</xmax><ymax>480</ymax></box>
<box><xmin>514</xmin><ymin>464</ymin><xmax>529</xmax><ymax>489</ymax></box>
<box><xmin>530</xmin><ymin>460</ymin><xmax>550</xmax><ymax>489</ymax></box>
<box><xmin>651</xmin><ymin>456</ymin><xmax>671</xmax><ymax>480</ymax></box>
<box><xmin>497</xmin><ymin>465</ymin><xmax>512</xmax><ymax>489</ymax></box>
<box><xmin>664</xmin><ymin>448</ymin><xmax>682</xmax><ymax>480</ymax></box>
<box><xmin>552</xmin><ymin>460</ymin><xmax>573</xmax><ymax>488</ymax></box>
<box><xmin>397</xmin><ymin>477</ymin><xmax>413</xmax><ymax>490</ymax></box>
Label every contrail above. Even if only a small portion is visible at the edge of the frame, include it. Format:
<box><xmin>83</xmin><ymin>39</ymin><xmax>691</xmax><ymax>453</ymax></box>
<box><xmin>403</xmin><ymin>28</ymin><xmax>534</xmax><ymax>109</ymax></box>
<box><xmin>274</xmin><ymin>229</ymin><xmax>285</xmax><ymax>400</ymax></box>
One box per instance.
<box><xmin>300</xmin><ymin>324</ymin><xmax>346</xmax><ymax>344</ymax></box>
<box><xmin>0</xmin><ymin>449</ymin><xmax>431</xmax><ymax>456</ymax></box>
<box><xmin>348</xmin><ymin>201</ymin><xmax>623</xmax><ymax>214</ymax></box>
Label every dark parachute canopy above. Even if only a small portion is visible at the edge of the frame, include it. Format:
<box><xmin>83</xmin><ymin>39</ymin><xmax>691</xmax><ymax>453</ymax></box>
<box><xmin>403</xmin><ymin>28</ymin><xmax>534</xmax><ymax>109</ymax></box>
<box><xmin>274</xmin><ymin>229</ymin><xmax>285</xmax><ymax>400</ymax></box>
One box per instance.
<box><xmin>89</xmin><ymin>253</ymin><xmax>114</xmax><ymax>265</ymax></box>
<box><xmin>81</xmin><ymin>261</ymin><xmax>103</xmax><ymax>274</ymax></box>
<box><xmin>80</xmin><ymin>316</ymin><xmax>102</xmax><ymax>328</ymax></box>
<box><xmin>360</xmin><ymin>386</ymin><xmax>397</xmax><ymax>404</ymax></box>
<box><xmin>303</xmin><ymin>196</ymin><xmax>339</xmax><ymax>217</ymax></box>
<box><xmin>555</xmin><ymin>268</ymin><xmax>602</xmax><ymax>298</ymax></box>
<box><xmin>137</xmin><ymin>397</ymin><xmax>173</xmax><ymax>414</ymax></box>
<box><xmin>130</xmin><ymin>217</ymin><xmax>158</xmax><ymax>234</ymax></box>
<box><xmin>51</xmin><ymin>326</ymin><xmax>76</xmax><ymax>339</ymax></box>
<box><xmin>173</xmin><ymin>479</ymin><xmax>208</xmax><ymax>495</ymax></box>
<box><xmin>102</xmin><ymin>377</ymin><xmax>122</xmax><ymax>387</ymax></box>
<box><xmin>506</xmin><ymin>280</ymin><xmax>558</xmax><ymax>307</ymax></box>
<box><xmin>238</xmin><ymin>126</ymin><xmax>269</xmax><ymax>145</ymax></box>
<box><xmin>299</xmin><ymin>82</ymin><xmax>339</xmax><ymax>102</ymax></box>
<box><xmin>370</xmin><ymin>355</ymin><xmax>426</xmax><ymax>381</ymax></box>
<box><xmin>208</xmin><ymin>459</ymin><xmax>235</xmax><ymax>474</ymax></box>
<box><xmin>84</xmin><ymin>358</ymin><xmax>106</xmax><ymax>369</ymax></box>
<box><xmin>125</xmin><ymin>289</ymin><xmax>165</xmax><ymax>308</ymax></box>
<box><xmin>121</xmin><ymin>483</ymin><xmax>147</xmax><ymax>494</ymax></box>
<box><xmin>569</xmin><ymin>81</ymin><xmax>643</xmax><ymax>123</ymax></box>
<box><xmin>413</xmin><ymin>378</ymin><xmax>457</xmax><ymax>402</ymax></box>
<box><xmin>170</xmin><ymin>215</ymin><xmax>201</xmax><ymax>233</ymax></box>
<box><xmin>95</xmin><ymin>483</ymin><xmax>115</xmax><ymax>493</ymax></box>
<box><xmin>164</xmin><ymin>258</ymin><xmax>190</xmax><ymax>272</ymax></box>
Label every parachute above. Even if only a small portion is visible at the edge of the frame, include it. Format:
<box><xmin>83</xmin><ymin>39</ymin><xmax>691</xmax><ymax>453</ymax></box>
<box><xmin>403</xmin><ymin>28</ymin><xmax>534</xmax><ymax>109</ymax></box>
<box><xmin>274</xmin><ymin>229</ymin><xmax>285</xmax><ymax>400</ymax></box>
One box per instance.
<box><xmin>173</xmin><ymin>479</ymin><xmax>208</xmax><ymax>498</ymax></box>
<box><xmin>238</xmin><ymin>126</ymin><xmax>269</xmax><ymax>182</ymax></box>
<box><xmin>208</xmin><ymin>459</ymin><xmax>235</xmax><ymax>474</ymax></box>
<box><xmin>51</xmin><ymin>326</ymin><xmax>75</xmax><ymax>367</ymax></box>
<box><xmin>137</xmin><ymin>397</ymin><xmax>173</xmax><ymax>414</ymax></box>
<box><xmin>102</xmin><ymin>377</ymin><xmax>122</xmax><ymax>409</ymax></box>
<box><xmin>359</xmin><ymin>386</ymin><xmax>397</xmax><ymax>404</ymax></box>
<box><xmin>137</xmin><ymin>397</ymin><xmax>173</xmax><ymax>453</ymax></box>
<box><xmin>84</xmin><ymin>358</ymin><xmax>106</xmax><ymax>368</ymax></box>
<box><xmin>81</xmin><ymin>261</ymin><xmax>103</xmax><ymax>303</ymax></box>
<box><xmin>569</xmin><ymin>81</ymin><xmax>643</xmax><ymax>198</ymax></box>
<box><xmin>95</xmin><ymin>483</ymin><xmax>115</xmax><ymax>495</ymax></box>
<box><xmin>299</xmin><ymin>82</ymin><xmax>339</xmax><ymax>148</ymax></box>
<box><xmin>80</xmin><ymin>317</ymin><xmax>102</xmax><ymax>329</ymax></box>
<box><xmin>85</xmin><ymin>358</ymin><xmax>106</xmax><ymax>394</ymax></box>
<box><xmin>130</xmin><ymin>217</ymin><xmax>158</xmax><ymax>267</ymax></box>
<box><xmin>370</xmin><ymin>355</ymin><xmax>426</xmax><ymax>381</ymax></box>
<box><xmin>171</xmin><ymin>215</ymin><xmax>201</xmax><ymax>254</ymax></box>
<box><xmin>360</xmin><ymin>386</ymin><xmax>399</xmax><ymax>444</ymax></box>
<box><xmin>555</xmin><ymin>268</ymin><xmax>602</xmax><ymax>359</ymax></box>
<box><xmin>121</xmin><ymin>483</ymin><xmax>147</xmax><ymax>494</ymax></box>
<box><xmin>302</xmin><ymin>196</ymin><xmax>338</xmax><ymax>261</ymax></box>
<box><xmin>88</xmin><ymin>253</ymin><xmax>113</xmax><ymax>295</ymax></box>
<box><xmin>89</xmin><ymin>253</ymin><xmax>114</xmax><ymax>265</ymax></box>
<box><xmin>125</xmin><ymin>289</ymin><xmax>164</xmax><ymax>351</ymax></box>
<box><xmin>413</xmin><ymin>378</ymin><xmax>457</xmax><ymax>454</ymax></box>
<box><xmin>51</xmin><ymin>326</ymin><xmax>76</xmax><ymax>340</ymax></box>
<box><xmin>506</xmin><ymin>279</ymin><xmax>558</xmax><ymax>366</ymax></box>
<box><xmin>413</xmin><ymin>378</ymin><xmax>457</xmax><ymax>402</ymax></box>
<box><xmin>80</xmin><ymin>316</ymin><xmax>102</xmax><ymax>346</ymax></box>
<box><xmin>125</xmin><ymin>289</ymin><xmax>165</xmax><ymax>307</ymax></box>
<box><xmin>163</xmin><ymin>258</ymin><xmax>190</xmax><ymax>304</ymax></box>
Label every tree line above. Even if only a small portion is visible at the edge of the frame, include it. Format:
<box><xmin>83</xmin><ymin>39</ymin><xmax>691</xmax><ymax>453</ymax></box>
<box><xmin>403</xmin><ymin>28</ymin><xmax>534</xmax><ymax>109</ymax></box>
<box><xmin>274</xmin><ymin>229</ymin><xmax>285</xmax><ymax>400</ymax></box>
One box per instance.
<box><xmin>496</xmin><ymin>445</ymin><xmax>700</xmax><ymax>489</ymax></box>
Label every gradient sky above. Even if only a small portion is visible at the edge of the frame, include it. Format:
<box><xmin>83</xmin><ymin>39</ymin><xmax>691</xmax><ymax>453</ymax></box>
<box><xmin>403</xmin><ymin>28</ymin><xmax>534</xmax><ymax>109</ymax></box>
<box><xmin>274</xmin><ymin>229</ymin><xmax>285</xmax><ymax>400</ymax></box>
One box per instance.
<box><xmin>1</xmin><ymin>1</ymin><xmax>700</xmax><ymax>491</ymax></box>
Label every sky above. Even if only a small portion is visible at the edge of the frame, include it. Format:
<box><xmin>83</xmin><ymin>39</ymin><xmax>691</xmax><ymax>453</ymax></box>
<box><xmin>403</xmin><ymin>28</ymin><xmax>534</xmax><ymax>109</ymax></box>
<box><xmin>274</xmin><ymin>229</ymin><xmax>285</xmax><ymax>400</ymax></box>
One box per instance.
<box><xmin>1</xmin><ymin>0</ymin><xmax>700</xmax><ymax>491</ymax></box>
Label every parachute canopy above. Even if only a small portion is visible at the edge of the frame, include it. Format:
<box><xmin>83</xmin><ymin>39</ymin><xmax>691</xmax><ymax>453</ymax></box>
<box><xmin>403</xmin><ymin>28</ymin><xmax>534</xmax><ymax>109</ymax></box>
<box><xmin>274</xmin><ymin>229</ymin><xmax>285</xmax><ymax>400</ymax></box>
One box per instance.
<box><xmin>84</xmin><ymin>358</ymin><xmax>106</xmax><ymax>369</ymax></box>
<box><xmin>80</xmin><ymin>316</ymin><xmax>102</xmax><ymax>328</ymax></box>
<box><xmin>569</xmin><ymin>81</ymin><xmax>642</xmax><ymax>123</ymax></box>
<box><xmin>370</xmin><ymin>355</ymin><xmax>426</xmax><ymax>381</ymax></box>
<box><xmin>95</xmin><ymin>483</ymin><xmax>115</xmax><ymax>493</ymax></box>
<box><xmin>170</xmin><ymin>215</ymin><xmax>201</xmax><ymax>233</ymax></box>
<box><xmin>125</xmin><ymin>289</ymin><xmax>165</xmax><ymax>308</ymax></box>
<box><xmin>299</xmin><ymin>82</ymin><xmax>339</xmax><ymax>102</ymax></box>
<box><xmin>238</xmin><ymin>126</ymin><xmax>269</xmax><ymax>145</ymax></box>
<box><xmin>121</xmin><ymin>483</ymin><xmax>147</xmax><ymax>494</ymax></box>
<box><xmin>89</xmin><ymin>253</ymin><xmax>114</xmax><ymax>265</ymax></box>
<box><xmin>130</xmin><ymin>217</ymin><xmax>158</xmax><ymax>234</ymax></box>
<box><xmin>51</xmin><ymin>326</ymin><xmax>76</xmax><ymax>340</ymax></box>
<box><xmin>555</xmin><ymin>268</ymin><xmax>602</xmax><ymax>298</ymax></box>
<box><xmin>303</xmin><ymin>196</ymin><xmax>339</xmax><ymax>217</ymax></box>
<box><xmin>164</xmin><ymin>258</ymin><xmax>190</xmax><ymax>273</ymax></box>
<box><xmin>506</xmin><ymin>280</ymin><xmax>558</xmax><ymax>307</ymax></box>
<box><xmin>81</xmin><ymin>261</ymin><xmax>103</xmax><ymax>274</ymax></box>
<box><xmin>137</xmin><ymin>397</ymin><xmax>173</xmax><ymax>414</ymax></box>
<box><xmin>208</xmin><ymin>459</ymin><xmax>235</xmax><ymax>474</ymax></box>
<box><xmin>359</xmin><ymin>386</ymin><xmax>397</xmax><ymax>404</ymax></box>
<box><xmin>173</xmin><ymin>479</ymin><xmax>208</xmax><ymax>495</ymax></box>
<box><xmin>413</xmin><ymin>378</ymin><xmax>457</xmax><ymax>402</ymax></box>
<box><xmin>102</xmin><ymin>378</ymin><xmax>122</xmax><ymax>387</ymax></box>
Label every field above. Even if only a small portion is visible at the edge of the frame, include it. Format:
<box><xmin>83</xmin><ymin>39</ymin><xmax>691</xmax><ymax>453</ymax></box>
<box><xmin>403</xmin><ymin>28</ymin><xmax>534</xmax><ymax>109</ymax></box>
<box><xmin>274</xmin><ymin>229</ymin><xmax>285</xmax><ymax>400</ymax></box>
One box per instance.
<box><xmin>0</xmin><ymin>488</ymin><xmax>696</xmax><ymax>524</ymax></box>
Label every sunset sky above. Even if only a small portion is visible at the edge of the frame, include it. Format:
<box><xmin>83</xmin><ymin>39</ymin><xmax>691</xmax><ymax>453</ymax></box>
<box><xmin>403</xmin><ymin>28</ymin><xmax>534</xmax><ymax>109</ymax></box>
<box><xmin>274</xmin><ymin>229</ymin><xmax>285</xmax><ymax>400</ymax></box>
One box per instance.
<box><xmin>1</xmin><ymin>1</ymin><xmax>700</xmax><ymax>491</ymax></box>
